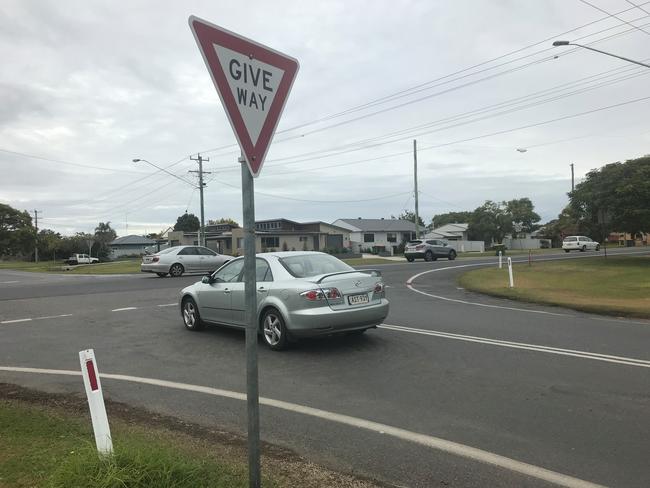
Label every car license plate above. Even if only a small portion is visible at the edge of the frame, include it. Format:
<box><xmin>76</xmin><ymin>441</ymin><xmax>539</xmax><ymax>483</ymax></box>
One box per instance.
<box><xmin>348</xmin><ymin>294</ymin><xmax>369</xmax><ymax>305</ymax></box>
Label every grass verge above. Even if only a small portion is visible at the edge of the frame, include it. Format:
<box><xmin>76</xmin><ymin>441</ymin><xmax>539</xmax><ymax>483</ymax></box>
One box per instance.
<box><xmin>0</xmin><ymin>260</ymin><xmax>141</xmax><ymax>274</ymax></box>
<box><xmin>0</xmin><ymin>384</ymin><xmax>382</xmax><ymax>488</ymax></box>
<box><xmin>458</xmin><ymin>256</ymin><xmax>650</xmax><ymax>318</ymax></box>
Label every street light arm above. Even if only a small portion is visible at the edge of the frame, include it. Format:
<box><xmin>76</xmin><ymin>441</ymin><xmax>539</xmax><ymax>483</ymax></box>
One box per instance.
<box><xmin>133</xmin><ymin>158</ymin><xmax>197</xmax><ymax>188</ymax></box>
<box><xmin>552</xmin><ymin>41</ymin><xmax>650</xmax><ymax>69</ymax></box>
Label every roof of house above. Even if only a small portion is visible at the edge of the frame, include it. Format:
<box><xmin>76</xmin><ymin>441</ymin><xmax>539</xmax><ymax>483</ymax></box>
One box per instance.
<box><xmin>110</xmin><ymin>235</ymin><xmax>156</xmax><ymax>246</ymax></box>
<box><xmin>432</xmin><ymin>223</ymin><xmax>468</xmax><ymax>234</ymax></box>
<box><xmin>334</xmin><ymin>218</ymin><xmax>423</xmax><ymax>232</ymax></box>
<box><xmin>424</xmin><ymin>230</ymin><xmax>458</xmax><ymax>239</ymax></box>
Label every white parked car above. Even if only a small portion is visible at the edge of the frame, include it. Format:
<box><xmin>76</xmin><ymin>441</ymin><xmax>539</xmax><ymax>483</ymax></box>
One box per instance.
<box><xmin>66</xmin><ymin>253</ymin><xmax>99</xmax><ymax>265</ymax></box>
<box><xmin>562</xmin><ymin>236</ymin><xmax>600</xmax><ymax>252</ymax></box>
<box><xmin>141</xmin><ymin>245</ymin><xmax>230</xmax><ymax>277</ymax></box>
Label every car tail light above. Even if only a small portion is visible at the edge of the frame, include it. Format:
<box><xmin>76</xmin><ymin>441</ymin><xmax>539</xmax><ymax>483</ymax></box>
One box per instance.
<box><xmin>415</xmin><ymin>245</ymin><xmax>425</xmax><ymax>250</ymax></box>
<box><xmin>374</xmin><ymin>282</ymin><xmax>384</xmax><ymax>293</ymax></box>
<box><xmin>300</xmin><ymin>287</ymin><xmax>342</xmax><ymax>301</ymax></box>
<box><xmin>152</xmin><ymin>256</ymin><xmax>159</xmax><ymax>262</ymax></box>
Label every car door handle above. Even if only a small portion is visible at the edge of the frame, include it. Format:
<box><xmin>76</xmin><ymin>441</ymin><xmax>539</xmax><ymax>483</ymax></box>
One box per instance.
<box><xmin>257</xmin><ymin>287</ymin><xmax>267</xmax><ymax>293</ymax></box>
<box><xmin>223</xmin><ymin>288</ymin><xmax>231</xmax><ymax>294</ymax></box>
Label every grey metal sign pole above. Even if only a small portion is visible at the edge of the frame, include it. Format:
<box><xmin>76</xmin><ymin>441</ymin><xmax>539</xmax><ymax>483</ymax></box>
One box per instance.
<box><xmin>240</xmin><ymin>154</ymin><xmax>260</xmax><ymax>488</ymax></box>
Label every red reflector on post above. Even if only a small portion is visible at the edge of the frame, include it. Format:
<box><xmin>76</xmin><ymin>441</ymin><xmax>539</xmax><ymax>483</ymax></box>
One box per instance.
<box><xmin>86</xmin><ymin>360</ymin><xmax>99</xmax><ymax>391</ymax></box>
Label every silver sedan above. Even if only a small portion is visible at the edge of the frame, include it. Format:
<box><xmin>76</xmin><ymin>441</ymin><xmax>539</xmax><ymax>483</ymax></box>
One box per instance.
<box><xmin>179</xmin><ymin>252</ymin><xmax>390</xmax><ymax>350</ymax></box>
<box><xmin>141</xmin><ymin>246</ymin><xmax>230</xmax><ymax>277</ymax></box>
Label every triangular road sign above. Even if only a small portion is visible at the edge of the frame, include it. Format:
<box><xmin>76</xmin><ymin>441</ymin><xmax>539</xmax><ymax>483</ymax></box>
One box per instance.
<box><xmin>189</xmin><ymin>16</ymin><xmax>299</xmax><ymax>177</ymax></box>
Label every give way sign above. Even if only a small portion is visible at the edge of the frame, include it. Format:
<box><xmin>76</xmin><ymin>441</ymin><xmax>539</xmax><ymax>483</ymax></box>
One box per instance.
<box><xmin>189</xmin><ymin>16</ymin><xmax>299</xmax><ymax>177</ymax></box>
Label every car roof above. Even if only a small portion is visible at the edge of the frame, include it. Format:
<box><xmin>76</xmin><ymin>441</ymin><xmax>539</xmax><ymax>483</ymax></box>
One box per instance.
<box><xmin>257</xmin><ymin>251</ymin><xmax>328</xmax><ymax>258</ymax></box>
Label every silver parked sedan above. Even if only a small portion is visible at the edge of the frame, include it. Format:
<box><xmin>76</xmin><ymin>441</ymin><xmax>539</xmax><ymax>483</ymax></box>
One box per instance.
<box><xmin>141</xmin><ymin>245</ymin><xmax>230</xmax><ymax>277</ymax></box>
<box><xmin>179</xmin><ymin>251</ymin><xmax>390</xmax><ymax>350</ymax></box>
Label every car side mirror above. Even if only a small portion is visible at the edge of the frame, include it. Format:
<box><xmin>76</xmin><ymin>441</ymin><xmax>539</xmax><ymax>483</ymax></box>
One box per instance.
<box><xmin>201</xmin><ymin>276</ymin><xmax>212</xmax><ymax>284</ymax></box>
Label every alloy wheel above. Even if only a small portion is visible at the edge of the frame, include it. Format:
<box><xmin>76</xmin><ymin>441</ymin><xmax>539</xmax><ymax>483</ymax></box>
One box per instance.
<box><xmin>263</xmin><ymin>313</ymin><xmax>282</xmax><ymax>346</ymax></box>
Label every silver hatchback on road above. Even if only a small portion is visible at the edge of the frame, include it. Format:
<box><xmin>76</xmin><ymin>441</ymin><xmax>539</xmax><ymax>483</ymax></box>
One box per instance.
<box><xmin>179</xmin><ymin>252</ymin><xmax>389</xmax><ymax>350</ymax></box>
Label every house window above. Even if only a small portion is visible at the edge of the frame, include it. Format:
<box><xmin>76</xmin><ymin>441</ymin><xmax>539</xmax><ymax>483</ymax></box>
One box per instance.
<box><xmin>387</xmin><ymin>232</ymin><xmax>397</xmax><ymax>243</ymax></box>
<box><xmin>261</xmin><ymin>236</ymin><xmax>280</xmax><ymax>248</ymax></box>
<box><xmin>299</xmin><ymin>236</ymin><xmax>309</xmax><ymax>242</ymax></box>
<box><xmin>364</xmin><ymin>233</ymin><xmax>374</xmax><ymax>243</ymax></box>
<box><xmin>237</xmin><ymin>238</ymin><xmax>244</xmax><ymax>248</ymax></box>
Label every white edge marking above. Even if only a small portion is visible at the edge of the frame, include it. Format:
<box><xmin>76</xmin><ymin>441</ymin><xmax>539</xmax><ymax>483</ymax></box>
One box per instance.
<box><xmin>380</xmin><ymin>324</ymin><xmax>650</xmax><ymax>368</ymax></box>
<box><xmin>0</xmin><ymin>365</ymin><xmax>605</xmax><ymax>488</ymax></box>
<box><xmin>405</xmin><ymin>253</ymin><xmax>650</xmax><ymax>323</ymax></box>
<box><xmin>157</xmin><ymin>303</ymin><xmax>177</xmax><ymax>307</ymax></box>
<box><xmin>34</xmin><ymin>314</ymin><xmax>73</xmax><ymax>321</ymax></box>
<box><xmin>0</xmin><ymin>318</ymin><xmax>33</xmax><ymax>324</ymax></box>
<box><xmin>111</xmin><ymin>307</ymin><xmax>138</xmax><ymax>312</ymax></box>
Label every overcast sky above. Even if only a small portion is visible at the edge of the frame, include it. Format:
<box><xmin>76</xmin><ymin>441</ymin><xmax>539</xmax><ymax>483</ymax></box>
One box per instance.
<box><xmin>1</xmin><ymin>0</ymin><xmax>648</xmax><ymax>236</ymax></box>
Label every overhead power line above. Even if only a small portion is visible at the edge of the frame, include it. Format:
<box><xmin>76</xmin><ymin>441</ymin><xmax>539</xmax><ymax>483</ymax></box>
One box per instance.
<box><xmin>579</xmin><ymin>0</ymin><xmax>650</xmax><ymax>35</ymax></box>
<box><xmin>196</xmin><ymin>1</ymin><xmax>650</xmax><ymax>158</ymax></box>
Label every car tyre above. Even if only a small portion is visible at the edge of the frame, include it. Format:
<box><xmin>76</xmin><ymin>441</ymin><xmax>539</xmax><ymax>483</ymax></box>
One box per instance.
<box><xmin>406</xmin><ymin>257</ymin><xmax>414</xmax><ymax>262</ymax></box>
<box><xmin>182</xmin><ymin>297</ymin><xmax>204</xmax><ymax>331</ymax></box>
<box><xmin>580</xmin><ymin>245</ymin><xmax>586</xmax><ymax>252</ymax></box>
<box><xmin>424</xmin><ymin>251</ymin><xmax>434</xmax><ymax>262</ymax></box>
<box><xmin>448</xmin><ymin>250</ymin><xmax>457</xmax><ymax>260</ymax></box>
<box><xmin>156</xmin><ymin>272</ymin><xmax>168</xmax><ymax>278</ymax></box>
<box><xmin>564</xmin><ymin>249</ymin><xmax>570</xmax><ymax>253</ymax></box>
<box><xmin>169</xmin><ymin>263</ymin><xmax>184</xmax><ymax>277</ymax></box>
<box><xmin>595</xmin><ymin>244</ymin><xmax>600</xmax><ymax>251</ymax></box>
<box><xmin>261</xmin><ymin>309</ymin><xmax>289</xmax><ymax>351</ymax></box>
<box><xmin>347</xmin><ymin>328</ymin><xmax>368</xmax><ymax>336</ymax></box>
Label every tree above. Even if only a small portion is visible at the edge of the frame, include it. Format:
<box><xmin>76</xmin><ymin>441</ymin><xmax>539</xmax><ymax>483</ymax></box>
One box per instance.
<box><xmin>392</xmin><ymin>211</ymin><xmax>424</xmax><ymax>228</ymax></box>
<box><xmin>94</xmin><ymin>222</ymin><xmax>117</xmax><ymax>260</ymax></box>
<box><xmin>37</xmin><ymin>229</ymin><xmax>63</xmax><ymax>261</ymax></box>
<box><xmin>174</xmin><ymin>213</ymin><xmax>200</xmax><ymax>232</ymax></box>
<box><xmin>570</xmin><ymin>155</ymin><xmax>650</xmax><ymax>241</ymax></box>
<box><xmin>468</xmin><ymin>201</ymin><xmax>512</xmax><ymax>245</ymax></box>
<box><xmin>430</xmin><ymin>211</ymin><xmax>472</xmax><ymax>229</ymax></box>
<box><xmin>505</xmin><ymin>198</ymin><xmax>541</xmax><ymax>237</ymax></box>
<box><xmin>0</xmin><ymin>203</ymin><xmax>35</xmax><ymax>257</ymax></box>
<box><xmin>208</xmin><ymin>217</ymin><xmax>239</xmax><ymax>226</ymax></box>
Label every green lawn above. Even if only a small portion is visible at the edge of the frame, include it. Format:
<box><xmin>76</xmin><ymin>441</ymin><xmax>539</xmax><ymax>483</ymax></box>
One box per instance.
<box><xmin>0</xmin><ymin>259</ymin><xmax>141</xmax><ymax>274</ymax></box>
<box><xmin>0</xmin><ymin>400</ymin><xmax>254</xmax><ymax>488</ymax></box>
<box><xmin>458</xmin><ymin>256</ymin><xmax>650</xmax><ymax>318</ymax></box>
<box><xmin>0</xmin><ymin>397</ymin><xmax>379</xmax><ymax>488</ymax></box>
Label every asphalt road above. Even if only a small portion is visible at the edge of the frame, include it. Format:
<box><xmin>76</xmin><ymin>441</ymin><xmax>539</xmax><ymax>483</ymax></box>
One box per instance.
<box><xmin>1</xmin><ymin>248</ymin><xmax>648</xmax><ymax>487</ymax></box>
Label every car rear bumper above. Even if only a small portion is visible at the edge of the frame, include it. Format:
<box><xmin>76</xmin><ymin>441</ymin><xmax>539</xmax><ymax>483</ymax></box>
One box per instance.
<box><xmin>404</xmin><ymin>252</ymin><xmax>425</xmax><ymax>259</ymax></box>
<box><xmin>141</xmin><ymin>263</ymin><xmax>169</xmax><ymax>273</ymax></box>
<box><xmin>286</xmin><ymin>299</ymin><xmax>389</xmax><ymax>337</ymax></box>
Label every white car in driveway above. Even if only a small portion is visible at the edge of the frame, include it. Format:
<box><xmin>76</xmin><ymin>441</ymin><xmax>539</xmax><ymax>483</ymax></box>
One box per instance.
<box><xmin>141</xmin><ymin>245</ymin><xmax>230</xmax><ymax>277</ymax></box>
<box><xmin>562</xmin><ymin>236</ymin><xmax>600</xmax><ymax>252</ymax></box>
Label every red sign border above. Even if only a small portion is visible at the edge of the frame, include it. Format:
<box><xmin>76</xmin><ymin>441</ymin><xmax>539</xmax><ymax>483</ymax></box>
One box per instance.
<box><xmin>189</xmin><ymin>16</ymin><xmax>299</xmax><ymax>177</ymax></box>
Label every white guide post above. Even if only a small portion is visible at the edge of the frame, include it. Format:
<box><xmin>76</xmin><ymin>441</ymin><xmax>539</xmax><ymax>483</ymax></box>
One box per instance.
<box><xmin>498</xmin><ymin>250</ymin><xmax>503</xmax><ymax>269</ymax></box>
<box><xmin>507</xmin><ymin>257</ymin><xmax>514</xmax><ymax>288</ymax></box>
<box><xmin>79</xmin><ymin>349</ymin><xmax>113</xmax><ymax>456</ymax></box>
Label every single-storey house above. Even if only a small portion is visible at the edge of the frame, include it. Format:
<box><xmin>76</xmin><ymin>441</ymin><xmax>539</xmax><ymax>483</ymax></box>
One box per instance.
<box><xmin>109</xmin><ymin>235</ymin><xmax>157</xmax><ymax>258</ymax></box>
<box><xmin>332</xmin><ymin>218</ymin><xmax>424</xmax><ymax>253</ymax></box>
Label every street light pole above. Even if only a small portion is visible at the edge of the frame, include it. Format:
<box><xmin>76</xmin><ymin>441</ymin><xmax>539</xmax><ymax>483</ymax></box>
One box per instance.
<box><xmin>551</xmin><ymin>41</ymin><xmax>650</xmax><ymax>68</ymax></box>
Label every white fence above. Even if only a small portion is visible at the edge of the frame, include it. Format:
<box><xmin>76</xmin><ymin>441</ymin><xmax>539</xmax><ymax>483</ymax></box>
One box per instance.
<box><xmin>503</xmin><ymin>237</ymin><xmax>547</xmax><ymax>250</ymax></box>
<box><xmin>444</xmin><ymin>240</ymin><xmax>485</xmax><ymax>253</ymax></box>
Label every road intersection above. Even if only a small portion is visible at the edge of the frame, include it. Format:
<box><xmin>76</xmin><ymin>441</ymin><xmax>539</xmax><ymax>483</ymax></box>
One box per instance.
<box><xmin>1</xmin><ymin>248</ymin><xmax>648</xmax><ymax>487</ymax></box>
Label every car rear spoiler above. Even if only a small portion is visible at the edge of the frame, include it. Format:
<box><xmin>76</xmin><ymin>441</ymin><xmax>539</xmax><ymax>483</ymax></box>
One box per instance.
<box><xmin>314</xmin><ymin>269</ymin><xmax>382</xmax><ymax>284</ymax></box>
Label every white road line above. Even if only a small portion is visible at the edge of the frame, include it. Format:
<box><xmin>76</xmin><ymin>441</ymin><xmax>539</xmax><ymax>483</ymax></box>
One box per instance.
<box><xmin>0</xmin><ymin>280</ymin><xmax>20</xmax><ymax>284</ymax></box>
<box><xmin>111</xmin><ymin>307</ymin><xmax>138</xmax><ymax>312</ymax></box>
<box><xmin>34</xmin><ymin>314</ymin><xmax>73</xmax><ymax>321</ymax></box>
<box><xmin>380</xmin><ymin>324</ymin><xmax>650</xmax><ymax>368</ymax></box>
<box><xmin>405</xmin><ymin>254</ymin><xmax>650</xmax><ymax>323</ymax></box>
<box><xmin>408</xmin><ymin>283</ymin><xmax>567</xmax><ymax>316</ymax></box>
<box><xmin>0</xmin><ymin>365</ymin><xmax>606</xmax><ymax>488</ymax></box>
<box><xmin>0</xmin><ymin>318</ymin><xmax>32</xmax><ymax>324</ymax></box>
<box><xmin>157</xmin><ymin>303</ymin><xmax>177</xmax><ymax>307</ymax></box>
